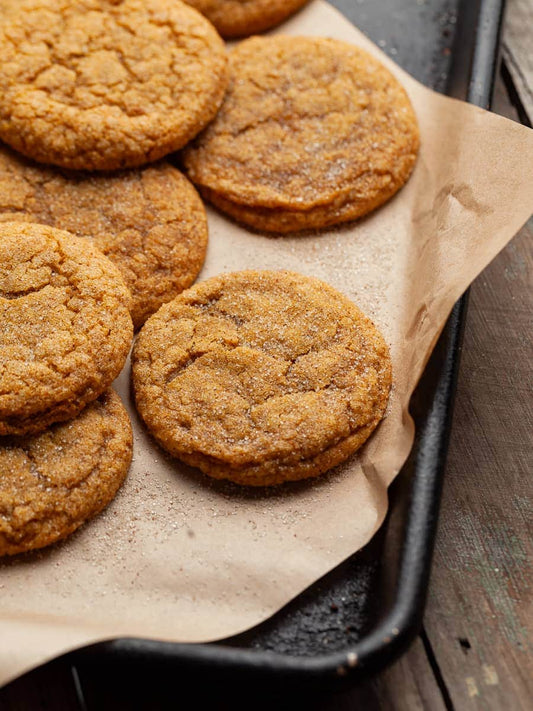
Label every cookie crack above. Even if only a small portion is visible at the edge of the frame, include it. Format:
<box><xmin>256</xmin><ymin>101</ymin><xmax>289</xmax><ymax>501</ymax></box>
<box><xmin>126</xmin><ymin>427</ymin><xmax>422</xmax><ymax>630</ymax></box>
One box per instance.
<box><xmin>165</xmin><ymin>351</ymin><xmax>204</xmax><ymax>385</ymax></box>
<box><xmin>17</xmin><ymin>444</ymin><xmax>48</xmax><ymax>484</ymax></box>
<box><xmin>0</xmin><ymin>284</ymin><xmax>50</xmax><ymax>300</ymax></box>
<box><xmin>0</xmin><ymin>429</ymin><xmax>113</xmax><ymax>544</ymax></box>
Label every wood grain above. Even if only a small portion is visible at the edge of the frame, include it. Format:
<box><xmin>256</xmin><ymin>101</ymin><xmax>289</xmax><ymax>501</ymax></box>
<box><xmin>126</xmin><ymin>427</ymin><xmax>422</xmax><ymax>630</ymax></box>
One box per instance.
<box><xmin>318</xmin><ymin>637</ymin><xmax>448</xmax><ymax>711</ymax></box>
<box><xmin>502</xmin><ymin>0</ymin><xmax>533</xmax><ymax>123</ymax></box>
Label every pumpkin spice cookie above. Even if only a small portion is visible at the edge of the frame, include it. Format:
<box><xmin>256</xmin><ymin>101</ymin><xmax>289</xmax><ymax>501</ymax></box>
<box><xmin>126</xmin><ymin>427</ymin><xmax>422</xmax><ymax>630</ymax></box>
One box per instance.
<box><xmin>183</xmin><ymin>36</ymin><xmax>420</xmax><ymax>233</ymax></box>
<box><xmin>0</xmin><ymin>389</ymin><xmax>132</xmax><ymax>556</ymax></box>
<box><xmin>132</xmin><ymin>271</ymin><xmax>391</xmax><ymax>486</ymax></box>
<box><xmin>183</xmin><ymin>0</ymin><xmax>310</xmax><ymax>39</ymax></box>
<box><xmin>0</xmin><ymin>146</ymin><xmax>208</xmax><ymax>328</ymax></box>
<box><xmin>0</xmin><ymin>222</ymin><xmax>133</xmax><ymax>436</ymax></box>
<box><xmin>0</xmin><ymin>0</ymin><xmax>228</xmax><ymax>171</ymax></box>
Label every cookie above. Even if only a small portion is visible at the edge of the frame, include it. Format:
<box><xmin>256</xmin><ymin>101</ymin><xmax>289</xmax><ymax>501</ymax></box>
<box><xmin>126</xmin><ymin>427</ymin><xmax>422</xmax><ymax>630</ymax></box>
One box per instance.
<box><xmin>0</xmin><ymin>222</ymin><xmax>133</xmax><ymax>436</ymax></box>
<box><xmin>132</xmin><ymin>271</ymin><xmax>391</xmax><ymax>486</ymax></box>
<box><xmin>0</xmin><ymin>145</ymin><xmax>208</xmax><ymax>328</ymax></box>
<box><xmin>183</xmin><ymin>0</ymin><xmax>310</xmax><ymax>38</ymax></box>
<box><xmin>0</xmin><ymin>0</ymin><xmax>228</xmax><ymax>171</ymax></box>
<box><xmin>0</xmin><ymin>389</ymin><xmax>132</xmax><ymax>556</ymax></box>
<box><xmin>183</xmin><ymin>36</ymin><xmax>420</xmax><ymax>233</ymax></box>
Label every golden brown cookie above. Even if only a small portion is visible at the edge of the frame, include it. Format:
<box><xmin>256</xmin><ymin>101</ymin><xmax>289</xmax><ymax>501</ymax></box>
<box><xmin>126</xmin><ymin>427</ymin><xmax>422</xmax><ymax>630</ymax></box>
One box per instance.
<box><xmin>0</xmin><ymin>389</ymin><xmax>132</xmax><ymax>556</ymax></box>
<box><xmin>183</xmin><ymin>0</ymin><xmax>310</xmax><ymax>38</ymax></box>
<box><xmin>183</xmin><ymin>36</ymin><xmax>420</xmax><ymax>233</ymax></box>
<box><xmin>132</xmin><ymin>271</ymin><xmax>391</xmax><ymax>486</ymax></box>
<box><xmin>0</xmin><ymin>222</ymin><xmax>133</xmax><ymax>436</ymax></box>
<box><xmin>0</xmin><ymin>0</ymin><xmax>228</xmax><ymax>171</ymax></box>
<box><xmin>0</xmin><ymin>145</ymin><xmax>208</xmax><ymax>328</ymax></box>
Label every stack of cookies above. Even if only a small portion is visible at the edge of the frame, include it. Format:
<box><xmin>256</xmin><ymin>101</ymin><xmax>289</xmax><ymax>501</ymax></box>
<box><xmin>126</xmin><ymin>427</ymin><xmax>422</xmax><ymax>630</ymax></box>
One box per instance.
<box><xmin>0</xmin><ymin>222</ymin><xmax>134</xmax><ymax>555</ymax></box>
<box><xmin>0</xmin><ymin>147</ymin><xmax>209</xmax><ymax>329</ymax></box>
<box><xmin>0</xmin><ymin>0</ymin><xmax>229</xmax><ymax>554</ymax></box>
<box><xmin>0</xmin><ymin>0</ymin><xmax>223</xmax><ymax>329</ymax></box>
<box><xmin>0</xmin><ymin>0</ymin><xmax>419</xmax><ymax>542</ymax></box>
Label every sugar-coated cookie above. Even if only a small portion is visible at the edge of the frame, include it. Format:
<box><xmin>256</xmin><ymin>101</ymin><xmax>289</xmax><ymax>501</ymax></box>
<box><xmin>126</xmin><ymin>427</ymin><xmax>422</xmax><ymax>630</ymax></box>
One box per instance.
<box><xmin>0</xmin><ymin>0</ymin><xmax>228</xmax><ymax>170</ymax></box>
<box><xmin>0</xmin><ymin>146</ymin><xmax>208</xmax><ymax>328</ymax></box>
<box><xmin>132</xmin><ymin>270</ymin><xmax>391</xmax><ymax>486</ymax></box>
<box><xmin>183</xmin><ymin>0</ymin><xmax>310</xmax><ymax>38</ymax></box>
<box><xmin>0</xmin><ymin>390</ymin><xmax>132</xmax><ymax>556</ymax></box>
<box><xmin>0</xmin><ymin>222</ymin><xmax>133</xmax><ymax>436</ymax></box>
<box><xmin>184</xmin><ymin>36</ymin><xmax>419</xmax><ymax>232</ymax></box>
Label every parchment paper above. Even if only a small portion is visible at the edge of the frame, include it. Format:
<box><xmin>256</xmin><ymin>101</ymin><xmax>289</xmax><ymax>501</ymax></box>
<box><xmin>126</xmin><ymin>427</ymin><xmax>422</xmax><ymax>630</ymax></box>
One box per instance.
<box><xmin>1</xmin><ymin>0</ymin><xmax>533</xmax><ymax>687</ymax></box>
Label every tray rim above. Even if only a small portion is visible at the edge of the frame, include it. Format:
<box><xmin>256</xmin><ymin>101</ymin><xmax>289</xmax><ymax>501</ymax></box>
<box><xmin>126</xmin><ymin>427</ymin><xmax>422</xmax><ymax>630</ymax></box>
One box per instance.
<box><xmin>70</xmin><ymin>0</ymin><xmax>506</xmax><ymax>689</ymax></box>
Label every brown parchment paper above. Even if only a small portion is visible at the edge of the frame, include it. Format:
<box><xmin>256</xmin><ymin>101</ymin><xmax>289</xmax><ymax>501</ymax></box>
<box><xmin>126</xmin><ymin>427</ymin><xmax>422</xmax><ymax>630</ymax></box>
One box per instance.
<box><xmin>1</xmin><ymin>0</ymin><xmax>533</xmax><ymax>687</ymax></box>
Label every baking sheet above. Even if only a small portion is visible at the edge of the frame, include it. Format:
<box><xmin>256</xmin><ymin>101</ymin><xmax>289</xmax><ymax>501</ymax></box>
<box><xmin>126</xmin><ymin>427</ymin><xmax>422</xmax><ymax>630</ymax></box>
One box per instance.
<box><xmin>1</xmin><ymin>0</ymin><xmax>533</xmax><ymax>687</ymax></box>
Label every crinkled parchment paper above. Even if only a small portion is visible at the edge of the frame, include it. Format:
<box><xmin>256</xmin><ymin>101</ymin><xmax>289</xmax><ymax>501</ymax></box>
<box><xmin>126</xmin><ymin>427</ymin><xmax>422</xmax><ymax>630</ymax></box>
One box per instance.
<box><xmin>1</xmin><ymin>0</ymin><xmax>533</xmax><ymax>686</ymax></box>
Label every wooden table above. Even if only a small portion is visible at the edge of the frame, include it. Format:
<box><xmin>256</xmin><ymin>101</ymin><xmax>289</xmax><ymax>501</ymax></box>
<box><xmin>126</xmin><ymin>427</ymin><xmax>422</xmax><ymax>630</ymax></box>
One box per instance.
<box><xmin>1</xmin><ymin>10</ymin><xmax>531</xmax><ymax>711</ymax></box>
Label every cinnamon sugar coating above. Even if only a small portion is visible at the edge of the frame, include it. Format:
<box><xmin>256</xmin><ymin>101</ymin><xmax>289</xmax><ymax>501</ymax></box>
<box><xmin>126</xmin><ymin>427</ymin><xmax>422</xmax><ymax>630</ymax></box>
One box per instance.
<box><xmin>0</xmin><ymin>0</ymin><xmax>228</xmax><ymax>170</ymax></box>
<box><xmin>132</xmin><ymin>271</ymin><xmax>391</xmax><ymax>486</ymax></box>
<box><xmin>0</xmin><ymin>390</ymin><xmax>132</xmax><ymax>556</ymax></box>
<box><xmin>183</xmin><ymin>0</ymin><xmax>310</xmax><ymax>38</ymax></box>
<box><xmin>0</xmin><ymin>146</ymin><xmax>208</xmax><ymax>328</ymax></box>
<box><xmin>0</xmin><ymin>222</ymin><xmax>133</xmax><ymax>436</ymax></box>
<box><xmin>183</xmin><ymin>36</ymin><xmax>419</xmax><ymax>232</ymax></box>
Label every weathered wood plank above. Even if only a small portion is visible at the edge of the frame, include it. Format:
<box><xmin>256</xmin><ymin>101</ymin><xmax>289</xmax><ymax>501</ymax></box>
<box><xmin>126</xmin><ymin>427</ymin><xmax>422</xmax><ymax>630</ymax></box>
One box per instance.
<box><xmin>502</xmin><ymin>0</ymin><xmax>533</xmax><ymax>123</ymax></box>
<box><xmin>322</xmin><ymin>637</ymin><xmax>448</xmax><ymax>711</ymax></box>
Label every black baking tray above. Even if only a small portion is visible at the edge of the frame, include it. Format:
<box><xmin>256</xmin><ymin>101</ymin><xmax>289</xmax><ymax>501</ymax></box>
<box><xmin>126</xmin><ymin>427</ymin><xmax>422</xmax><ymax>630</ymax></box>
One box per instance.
<box><xmin>18</xmin><ymin>0</ymin><xmax>506</xmax><ymax>704</ymax></box>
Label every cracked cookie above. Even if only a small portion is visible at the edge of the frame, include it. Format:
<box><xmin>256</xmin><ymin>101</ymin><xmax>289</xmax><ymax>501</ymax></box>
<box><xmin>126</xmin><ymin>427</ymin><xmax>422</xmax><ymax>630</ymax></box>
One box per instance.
<box><xmin>0</xmin><ymin>389</ymin><xmax>132</xmax><ymax>556</ymax></box>
<box><xmin>132</xmin><ymin>270</ymin><xmax>391</xmax><ymax>486</ymax></box>
<box><xmin>0</xmin><ymin>222</ymin><xmax>133</xmax><ymax>436</ymax></box>
<box><xmin>0</xmin><ymin>0</ymin><xmax>228</xmax><ymax>171</ymax></box>
<box><xmin>0</xmin><ymin>145</ymin><xmax>208</xmax><ymax>328</ymax></box>
<box><xmin>183</xmin><ymin>36</ymin><xmax>420</xmax><ymax>233</ymax></box>
<box><xmin>183</xmin><ymin>0</ymin><xmax>310</xmax><ymax>38</ymax></box>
